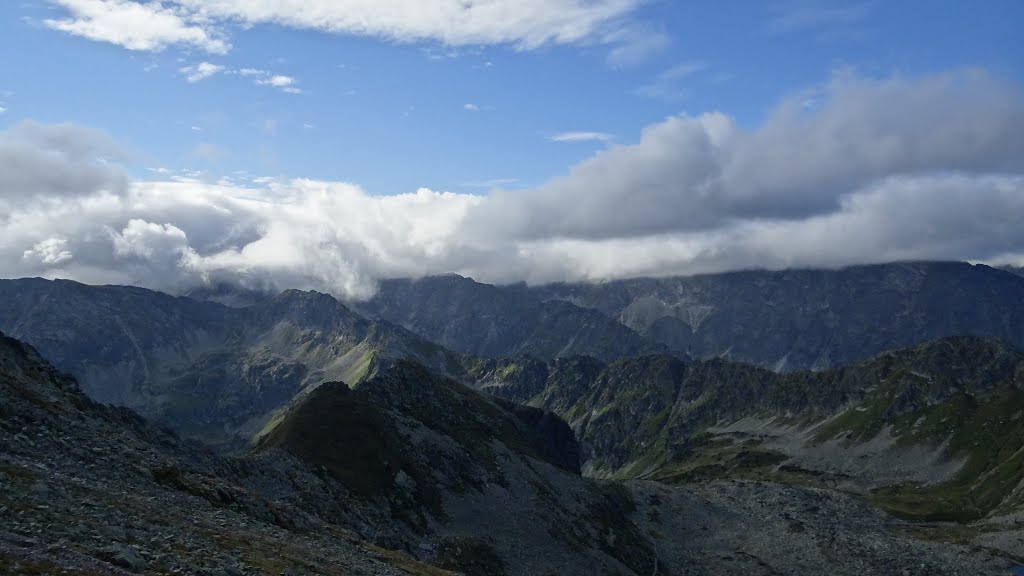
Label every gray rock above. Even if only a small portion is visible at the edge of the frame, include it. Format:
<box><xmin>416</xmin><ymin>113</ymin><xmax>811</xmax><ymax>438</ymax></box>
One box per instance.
<box><xmin>100</xmin><ymin>544</ymin><xmax>147</xmax><ymax>571</ymax></box>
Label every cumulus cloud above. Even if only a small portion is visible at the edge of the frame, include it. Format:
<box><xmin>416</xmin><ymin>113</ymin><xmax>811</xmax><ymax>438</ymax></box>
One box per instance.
<box><xmin>45</xmin><ymin>0</ymin><xmax>229</xmax><ymax>53</ymax></box>
<box><xmin>44</xmin><ymin>0</ymin><xmax>646</xmax><ymax>54</ymax></box>
<box><xmin>2</xmin><ymin>70</ymin><xmax>1024</xmax><ymax>297</ymax></box>
<box><xmin>0</xmin><ymin>121</ymin><xmax>127</xmax><ymax>208</ymax></box>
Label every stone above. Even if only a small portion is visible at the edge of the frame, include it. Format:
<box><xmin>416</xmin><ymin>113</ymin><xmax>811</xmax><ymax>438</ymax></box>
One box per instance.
<box><xmin>100</xmin><ymin>544</ymin><xmax>147</xmax><ymax>571</ymax></box>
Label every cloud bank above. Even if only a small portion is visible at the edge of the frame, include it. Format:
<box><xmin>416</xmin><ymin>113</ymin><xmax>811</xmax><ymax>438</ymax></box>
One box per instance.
<box><xmin>3</xmin><ymin>70</ymin><xmax>1024</xmax><ymax>298</ymax></box>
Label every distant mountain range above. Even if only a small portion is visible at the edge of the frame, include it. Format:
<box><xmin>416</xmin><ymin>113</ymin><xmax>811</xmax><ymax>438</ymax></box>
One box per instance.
<box><xmin>349</xmin><ymin>275</ymin><xmax>666</xmax><ymax>362</ymax></box>
<box><xmin>0</xmin><ymin>279</ymin><xmax>465</xmax><ymax>448</ymax></box>
<box><xmin>531</xmin><ymin>261</ymin><xmax>1024</xmax><ymax>370</ymax></box>
<box><xmin>350</xmin><ymin>261</ymin><xmax>1024</xmax><ymax>372</ymax></box>
<box><xmin>4</xmin><ymin>261</ymin><xmax>1024</xmax><ymax>450</ymax></box>
<box><xmin>1001</xmin><ymin>265</ymin><xmax>1024</xmax><ymax>278</ymax></box>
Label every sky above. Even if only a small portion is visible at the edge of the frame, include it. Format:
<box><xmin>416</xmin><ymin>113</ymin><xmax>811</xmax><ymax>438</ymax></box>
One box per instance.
<box><xmin>1</xmin><ymin>0</ymin><xmax>1023</xmax><ymax>298</ymax></box>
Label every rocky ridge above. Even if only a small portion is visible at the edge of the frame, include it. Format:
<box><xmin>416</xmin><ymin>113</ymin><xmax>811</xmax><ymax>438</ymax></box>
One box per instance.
<box><xmin>472</xmin><ymin>336</ymin><xmax>1024</xmax><ymax>528</ymax></box>
<box><xmin>0</xmin><ymin>278</ymin><xmax>467</xmax><ymax>449</ymax></box>
<box><xmin>530</xmin><ymin>261</ymin><xmax>1024</xmax><ymax>371</ymax></box>
<box><xmin>350</xmin><ymin>275</ymin><xmax>666</xmax><ymax>362</ymax></box>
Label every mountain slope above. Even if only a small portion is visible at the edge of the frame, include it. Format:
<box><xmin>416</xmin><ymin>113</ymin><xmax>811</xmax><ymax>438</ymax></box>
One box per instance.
<box><xmin>0</xmin><ymin>330</ymin><xmax>457</xmax><ymax>575</ymax></box>
<box><xmin>0</xmin><ymin>278</ymin><xmax>466</xmax><ymax>448</ymax></box>
<box><xmin>350</xmin><ymin>275</ymin><xmax>666</xmax><ymax>362</ymax></box>
<box><xmin>531</xmin><ymin>261</ymin><xmax>1024</xmax><ymax>371</ymax></box>
<box><xmin>0</xmin><ymin>331</ymin><xmax>659</xmax><ymax>576</ymax></box>
<box><xmin>474</xmin><ymin>337</ymin><xmax>1024</xmax><ymax>525</ymax></box>
<box><xmin>255</xmin><ymin>360</ymin><xmax>663</xmax><ymax>576</ymax></box>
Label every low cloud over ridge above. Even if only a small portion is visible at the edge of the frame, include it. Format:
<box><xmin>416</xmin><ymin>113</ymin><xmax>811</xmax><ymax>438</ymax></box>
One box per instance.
<box><xmin>2</xmin><ymin>70</ymin><xmax>1024</xmax><ymax>298</ymax></box>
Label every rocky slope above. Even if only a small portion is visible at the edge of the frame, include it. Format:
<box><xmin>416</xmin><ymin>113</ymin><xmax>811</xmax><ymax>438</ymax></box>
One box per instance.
<box><xmin>0</xmin><ymin>330</ymin><xmax>454</xmax><ymax>575</ymax></box>
<box><xmin>350</xmin><ymin>275</ymin><xmax>665</xmax><ymax>362</ymax></box>
<box><xmin>0</xmin><ymin>330</ymin><xmax>657</xmax><ymax>575</ymax></box>
<box><xmin>530</xmin><ymin>261</ymin><xmax>1024</xmax><ymax>371</ymax></box>
<box><xmin>254</xmin><ymin>360</ymin><xmax>661</xmax><ymax>576</ymax></box>
<box><xmin>0</xmin><ymin>278</ymin><xmax>466</xmax><ymax>449</ymax></box>
<box><xmin>3</xmin><ymin>331</ymin><xmax>1015</xmax><ymax>575</ymax></box>
<box><xmin>473</xmin><ymin>336</ymin><xmax>1024</xmax><ymax>529</ymax></box>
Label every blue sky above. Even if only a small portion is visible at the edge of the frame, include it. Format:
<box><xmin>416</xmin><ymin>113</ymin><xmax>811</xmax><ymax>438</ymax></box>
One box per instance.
<box><xmin>3</xmin><ymin>1</ymin><xmax>1020</xmax><ymax>195</ymax></box>
<box><xmin>1</xmin><ymin>1</ymin><xmax>1024</xmax><ymax>297</ymax></box>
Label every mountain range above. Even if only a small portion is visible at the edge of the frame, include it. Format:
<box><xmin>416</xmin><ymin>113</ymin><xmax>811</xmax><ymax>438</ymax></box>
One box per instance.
<box><xmin>471</xmin><ymin>336</ymin><xmax>1024</xmax><ymax>525</ymax></box>
<box><xmin>2</xmin><ymin>329</ymin><xmax>1014</xmax><ymax>575</ymax></box>
<box><xmin>529</xmin><ymin>261</ymin><xmax>1024</xmax><ymax>371</ymax></box>
<box><xmin>3</xmin><ymin>261</ymin><xmax>1024</xmax><ymax>573</ymax></box>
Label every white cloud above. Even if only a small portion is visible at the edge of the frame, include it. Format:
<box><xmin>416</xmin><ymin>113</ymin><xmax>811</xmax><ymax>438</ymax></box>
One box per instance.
<box><xmin>44</xmin><ymin>0</ymin><xmax>229</xmax><ymax>53</ymax></box>
<box><xmin>236</xmin><ymin>69</ymin><xmax>302</xmax><ymax>93</ymax></box>
<box><xmin>23</xmin><ymin>238</ymin><xmax>74</xmax><ymax>266</ymax></box>
<box><xmin>44</xmin><ymin>0</ymin><xmax>647</xmax><ymax>57</ymax></box>
<box><xmin>0</xmin><ymin>106</ymin><xmax>6</xmax><ymax>114</ymax></box>
<box><xmin>179</xmin><ymin>61</ymin><xmax>224</xmax><ymax>83</ymax></box>
<box><xmin>2</xmin><ymin>70</ymin><xmax>1024</xmax><ymax>297</ymax></box>
<box><xmin>478</xmin><ymin>69</ymin><xmax>1024</xmax><ymax>242</ymax></box>
<box><xmin>463</xmin><ymin>103</ymin><xmax>480</xmax><ymax>111</ymax></box>
<box><xmin>257</xmin><ymin>75</ymin><xmax>296</xmax><ymax>88</ymax></box>
<box><xmin>549</xmin><ymin>131</ymin><xmax>613</xmax><ymax>143</ymax></box>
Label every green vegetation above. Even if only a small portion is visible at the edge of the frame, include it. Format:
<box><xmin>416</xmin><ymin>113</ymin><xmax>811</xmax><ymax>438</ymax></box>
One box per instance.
<box><xmin>522</xmin><ymin>336</ymin><xmax>1024</xmax><ymax>523</ymax></box>
<box><xmin>871</xmin><ymin>386</ymin><xmax>1024</xmax><ymax>522</ymax></box>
